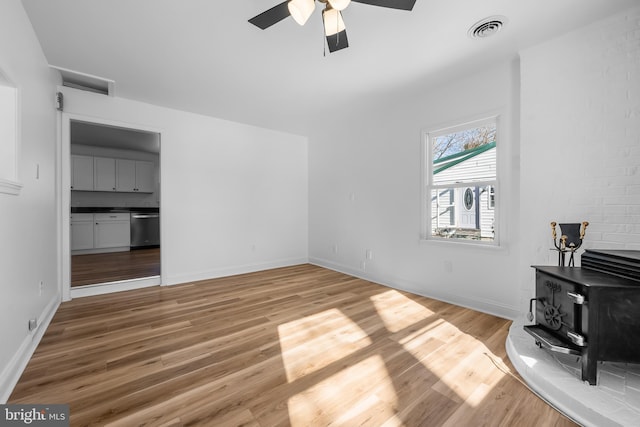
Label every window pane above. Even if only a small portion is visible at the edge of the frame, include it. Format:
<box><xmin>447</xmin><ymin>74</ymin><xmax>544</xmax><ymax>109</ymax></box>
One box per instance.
<box><xmin>432</xmin><ymin>123</ymin><xmax>496</xmax><ymax>185</ymax></box>
<box><xmin>430</xmin><ymin>185</ymin><xmax>495</xmax><ymax>241</ymax></box>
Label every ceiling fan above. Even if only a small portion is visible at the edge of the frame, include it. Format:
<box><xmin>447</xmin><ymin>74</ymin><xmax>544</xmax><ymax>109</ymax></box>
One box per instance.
<box><xmin>249</xmin><ymin>0</ymin><xmax>417</xmax><ymax>53</ymax></box>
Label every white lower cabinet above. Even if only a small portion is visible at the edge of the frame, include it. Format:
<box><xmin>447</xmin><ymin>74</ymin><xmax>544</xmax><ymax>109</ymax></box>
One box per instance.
<box><xmin>70</xmin><ymin>213</ymin><xmax>94</xmax><ymax>250</ymax></box>
<box><xmin>71</xmin><ymin>213</ymin><xmax>130</xmax><ymax>253</ymax></box>
<box><xmin>94</xmin><ymin>213</ymin><xmax>131</xmax><ymax>248</ymax></box>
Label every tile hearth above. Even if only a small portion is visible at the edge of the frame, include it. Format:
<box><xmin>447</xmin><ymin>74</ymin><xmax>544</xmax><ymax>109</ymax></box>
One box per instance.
<box><xmin>507</xmin><ymin>316</ymin><xmax>640</xmax><ymax>427</ymax></box>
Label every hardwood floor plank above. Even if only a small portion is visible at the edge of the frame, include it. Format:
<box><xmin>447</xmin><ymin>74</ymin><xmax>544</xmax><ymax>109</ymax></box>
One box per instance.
<box><xmin>10</xmin><ymin>264</ymin><xmax>576</xmax><ymax>426</ymax></box>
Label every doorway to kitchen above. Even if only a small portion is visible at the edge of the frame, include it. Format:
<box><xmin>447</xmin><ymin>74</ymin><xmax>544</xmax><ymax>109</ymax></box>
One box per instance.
<box><xmin>68</xmin><ymin>119</ymin><xmax>161</xmax><ymax>293</ymax></box>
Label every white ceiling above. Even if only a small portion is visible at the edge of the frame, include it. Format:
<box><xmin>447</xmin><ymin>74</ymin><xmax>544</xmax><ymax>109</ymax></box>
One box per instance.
<box><xmin>22</xmin><ymin>0</ymin><xmax>638</xmax><ymax>136</ymax></box>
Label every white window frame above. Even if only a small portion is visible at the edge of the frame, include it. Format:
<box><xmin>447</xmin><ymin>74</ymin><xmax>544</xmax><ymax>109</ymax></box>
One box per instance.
<box><xmin>0</xmin><ymin>69</ymin><xmax>22</xmax><ymax>195</ymax></box>
<box><xmin>421</xmin><ymin>115</ymin><xmax>500</xmax><ymax>246</ymax></box>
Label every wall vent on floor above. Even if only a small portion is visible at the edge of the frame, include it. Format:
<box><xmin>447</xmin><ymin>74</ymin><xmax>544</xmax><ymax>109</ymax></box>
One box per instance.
<box><xmin>50</xmin><ymin>65</ymin><xmax>115</xmax><ymax>96</ymax></box>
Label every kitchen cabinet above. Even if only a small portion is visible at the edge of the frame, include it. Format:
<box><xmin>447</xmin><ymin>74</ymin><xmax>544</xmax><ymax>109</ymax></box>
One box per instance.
<box><xmin>94</xmin><ymin>157</ymin><xmax>116</xmax><ymax>191</ymax></box>
<box><xmin>71</xmin><ymin>213</ymin><xmax>130</xmax><ymax>253</ymax></box>
<box><xmin>116</xmin><ymin>159</ymin><xmax>136</xmax><ymax>191</ymax></box>
<box><xmin>70</xmin><ymin>213</ymin><xmax>94</xmax><ymax>250</ymax></box>
<box><xmin>71</xmin><ymin>155</ymin><xmax>94</xmax><ymax>191</ymax></box>
<box><xmin>134</xmin><ymin>161</ymin><xmax>155</xmax><ymax>192</ymax></box>
<box><xmin>71</xmin><ymin>155</ymin><xmax>155</xmax><ymax>193</ymax></box>
<box><xmin>116</xmin><ymin>159</ymin><xmax>154</xmax><ymax>193</ymax></box>
<box><xmin>94</xmin><ymin>213</ymin><xmax>130</xmax><ymax>248</ymax></box>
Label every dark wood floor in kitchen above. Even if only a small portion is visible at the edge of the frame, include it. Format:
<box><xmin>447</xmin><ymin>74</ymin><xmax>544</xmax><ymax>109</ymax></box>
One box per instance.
<box><xmin>11</xmin><ymin>264</ymin><xmax>576</xmax><ymax>426</ymax></box>
<box><xmin>71</xmin><ymin>247</ymin><xmax>160</xmax><ymax>287</ymax></box>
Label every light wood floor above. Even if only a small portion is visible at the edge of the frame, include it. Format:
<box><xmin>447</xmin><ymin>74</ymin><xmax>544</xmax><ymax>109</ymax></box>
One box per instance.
<box><xmin>10</xmin><ymin>264</ymin><xmax>576</xmax><ymax>426</ymax></box>
<box><xmin>71</xmin><ymin>247</ymin><xmax>160</xmax><ymax>287</ymax></box>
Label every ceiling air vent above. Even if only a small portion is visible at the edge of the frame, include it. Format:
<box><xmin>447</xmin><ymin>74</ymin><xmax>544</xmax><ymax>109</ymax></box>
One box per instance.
<box><xmin>468</xmin><ymin>16</ymin><xmax>507</xmax><ymax>39</ymax></box>
<box><xmin>50</xmin><ymin>65</ymin><xmax>115</xmax><ymax>96</ymax></box>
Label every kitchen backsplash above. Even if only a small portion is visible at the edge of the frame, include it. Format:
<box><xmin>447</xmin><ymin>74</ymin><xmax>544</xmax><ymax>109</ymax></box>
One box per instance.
<box><xmin>71</xmin><ymin>190</ymin><xmax>159</xmax><ymax>208</ymax></box>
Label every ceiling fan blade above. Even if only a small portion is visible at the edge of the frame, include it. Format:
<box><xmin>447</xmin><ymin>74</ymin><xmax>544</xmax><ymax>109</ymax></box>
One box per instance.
<box><xmin>326</xmin><ymin>29</ymin><xmax>349</xmax><ymax>53</ymax></box>
<box><xmin>351</xmin><ymin>0</ymin><xmax>417</xmax><ymax>11</ymax></box>
<box><xmin>248</xmin><ymin>1</ymin><xmax>291</xmax><ymax>29</ymax></box>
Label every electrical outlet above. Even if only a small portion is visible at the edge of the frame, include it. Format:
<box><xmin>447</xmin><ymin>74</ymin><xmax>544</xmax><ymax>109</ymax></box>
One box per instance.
<box><xmin>38</xmin><ymin>281</ymin><xmax>44</xmax><ymax>296</ymax></box>
<box><xmin>29</xmin><ymin>318</ymin><xmax>38</xmax><ymax>331</ymax></box>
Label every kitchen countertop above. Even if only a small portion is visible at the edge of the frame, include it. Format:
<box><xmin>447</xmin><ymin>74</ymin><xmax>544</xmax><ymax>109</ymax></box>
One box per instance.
<box><xmin>71</xmin><ymin>207</ymin><xmax>159</xmax><ymax>214</ymax></box>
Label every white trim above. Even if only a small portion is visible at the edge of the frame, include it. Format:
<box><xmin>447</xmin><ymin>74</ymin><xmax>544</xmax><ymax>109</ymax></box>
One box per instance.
<box><xmin>309</xmin><ymin>256</ymin><xmax>519</xmax><ymax>320</ymax></box>
<box><xmin>0</xmin><ymin>178</ymin><xmax>22</xmax><ymax>195</ymax></box>
<box><xmin>421</xmin><ymin>112</ymin><xmax>502</xmax><ymax>246</ymax></box>
<box><xmin>0</xmin><ymin>69</ymin><xmax>22</xmax><ymax>194</ymax></box>
<box><xmin>163</xmin><ymin>258</ymin><xmax>309</xmax><ymax>286</ymax></box>
<box><xmin>0</xmin><ymin>296</ymin><xmax>60</xmax><ymax>403</ymax></box>
<box><xmin>70</xmin><ymin>276</ymin><xmax>160</xmax><ymax>299</ymax></box>
<box><xmin>59</xmin><ymin>109</ymin><xmax>164</xmax><ymax>301</ymax></box>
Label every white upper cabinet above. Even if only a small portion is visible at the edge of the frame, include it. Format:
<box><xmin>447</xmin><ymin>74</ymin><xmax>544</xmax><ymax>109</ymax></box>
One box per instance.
<box><xmin>134</xmin><ymin>161</ymin><xmax>155</xmax><ymax>193</ymax></box>
<box><xmin>71</xmin><ymin>155</ymin><xmax>155</xmax><ymax>193</ymax></box>
<box><xmin>116</xmin><ymin>159</ymin><xmax>154</xmax><ymax>193</ymax></box>
<box><xmin>71</xmin><ymin>155</ymin><xmax>94</xmax><ymax>191</ymax></box>
<box><xmin>93</xmin><ymin>157</ymin><xmax>116</xmax><ymax>191</ymax></box>
<box><xmin>116</xmin><ymin>159</ymin><xmax>136</xmax><ymax>192</ymax></box>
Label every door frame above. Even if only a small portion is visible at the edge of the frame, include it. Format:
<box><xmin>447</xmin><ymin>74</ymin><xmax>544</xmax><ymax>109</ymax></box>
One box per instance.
<box><xmin>59</xmin><ymin>112</ymin><xmax>163</xmax><ymax>301</ymax></box>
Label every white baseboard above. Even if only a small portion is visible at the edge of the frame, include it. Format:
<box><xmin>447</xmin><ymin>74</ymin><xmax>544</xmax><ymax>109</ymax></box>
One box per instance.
<box><xmin>163</xmin><ymin>257</ymin><xmax>309</xmax><ymax>286</ymax></box>
<box><xmin>70</xmin><ymin>276</ymin><xmax>161</xmax><ymax>298</ymax></box>
<box><xmin>0</xmin><ymin>296</ymin><xmax>60</xmax><ymax>403</ymax></box>
<box><xmin>309</xmin><ymin>256</ymin><xmax>520</xmax><ymax>320</ymax></box>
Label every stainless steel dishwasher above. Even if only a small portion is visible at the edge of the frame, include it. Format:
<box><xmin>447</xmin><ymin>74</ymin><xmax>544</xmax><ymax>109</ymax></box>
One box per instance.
<box><xmin>130</xmin><ymin>212</ymin><xmax>160</xmax><ymax>248</ymax></box>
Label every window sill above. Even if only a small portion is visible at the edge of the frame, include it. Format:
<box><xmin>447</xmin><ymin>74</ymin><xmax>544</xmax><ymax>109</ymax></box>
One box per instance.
<box><xmin>0</xmin><ymin>178</ymin><xmax>23</xmax><ymax>195</ymax></box>
<box><xmin>420</xmin><ymin>236</ymin><xmax>506</xmax><ymax>252</ymax></box>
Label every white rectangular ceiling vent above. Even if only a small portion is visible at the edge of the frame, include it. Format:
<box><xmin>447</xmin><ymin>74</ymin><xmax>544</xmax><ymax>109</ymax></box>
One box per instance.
<box><xmin>50</xmin><ymin>65</ymin><xmax>115</xmax><ymax>96</ymax></box>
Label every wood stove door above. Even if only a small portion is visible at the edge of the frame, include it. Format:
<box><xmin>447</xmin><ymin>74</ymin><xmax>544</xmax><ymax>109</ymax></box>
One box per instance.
<box><xmin>535</xmin><ymin>271</ymin><xmax>585</xmax><ymax>346</ymax></box>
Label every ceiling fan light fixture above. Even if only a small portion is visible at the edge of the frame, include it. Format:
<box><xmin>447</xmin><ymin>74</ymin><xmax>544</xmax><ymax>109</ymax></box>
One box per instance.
<box><xmin>328</xmin><ymin>0</ymin><xmax>351</xmax><ymax>11</ymax></box>
<box><xmin>323</xmin><ymin>7</ymin><xmax>345</xmax><ymax>36</ymax></box>
<box><xmin>288</xmin><ymin>0</ymin><xmax>315</xmax><ymax>26</ymax></box>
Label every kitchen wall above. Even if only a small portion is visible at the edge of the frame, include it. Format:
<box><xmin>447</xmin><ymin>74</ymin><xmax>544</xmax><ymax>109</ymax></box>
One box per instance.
<box><xmin>309</xmin><ymin>59</ymin><xmax>521</xmax><ymax>319</ymax></box>
<box><xmin>70</xmin><ymin>144</ymin><xmax>160</xmax><ymax>208</ymax></box>
<box><xmin>0</xmin><ymin>0</ymin><xmax>59</xmax><ymax>402</ymax></box>
<box><xmin>59</xmin><ymin>87</ymin><xmax>309</xmax><ymax>287</ymax></box>
<box><xmin>518</xmin><ymin>6</ymin><xmax>640</xmax><ymax>310</ymax></box>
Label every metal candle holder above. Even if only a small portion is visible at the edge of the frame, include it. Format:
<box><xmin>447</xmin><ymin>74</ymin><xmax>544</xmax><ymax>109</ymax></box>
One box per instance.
<box><xmin>550</xmin><ymin>221</ymin><xmax>589</xmax><ymax>266</ymax></box>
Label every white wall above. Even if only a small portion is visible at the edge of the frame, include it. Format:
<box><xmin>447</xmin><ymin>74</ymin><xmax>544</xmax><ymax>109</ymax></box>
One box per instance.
<box><xmin>309</xmin><ymin>59</ymin><xmax>521</xmax><ymax>319</ymax></box>
<box><xmin>0</xmin><ymin>0</ymin><xmax>59</xmax><ymax>402</ymax></box>
<box><xmin>519</xmin><ymin>6</ymin><xmax>640</xmax><ymax>307</ymax></box>
<box><xmin>59</xmin><ymin>88</ymin><xmax>308</xmax><ymax>287</ymax></box>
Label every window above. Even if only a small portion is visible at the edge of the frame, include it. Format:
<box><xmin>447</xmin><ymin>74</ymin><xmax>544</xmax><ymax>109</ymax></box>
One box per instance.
<box><xmin>423</xmin><ymin>117</ymin><xmax>498</xmax><ymax>243</ymax></box>
<box><xmin>0</xmin><ymin>69</ymin><xmax>21</xmax><ymax>195</ymax></box>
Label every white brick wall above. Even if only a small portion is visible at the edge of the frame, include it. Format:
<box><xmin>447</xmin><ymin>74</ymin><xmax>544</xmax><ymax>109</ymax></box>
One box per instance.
<box><xmin>521</xmin><ymin>6</ymin><xmax>640</xmax><ymax>259</ymax></box>
<box><xmin>518</xmin><ymin>6</ymin><xmax>640</xmax><ymax>307</ymax></box>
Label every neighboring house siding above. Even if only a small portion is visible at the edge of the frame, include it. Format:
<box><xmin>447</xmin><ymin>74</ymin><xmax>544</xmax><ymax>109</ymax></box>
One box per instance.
<box><xmin>434</xmin><ymin>147</ymin><xmax>496</xmax><ymax>185</ymax></box>
<box><xmin>431</xmin><ymin>146</ymin><xmax>496</xmax><ymax>238</ymax></box>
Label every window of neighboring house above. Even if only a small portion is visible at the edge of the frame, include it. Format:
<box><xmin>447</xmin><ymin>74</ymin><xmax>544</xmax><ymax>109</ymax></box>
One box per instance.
<box><xmin>0</xmin><ymin>69</ymin><xmax>21</xmax><ymax>195</ymax></box>
<box><xmin>423</xmin><ymin>116</ymin><xmax>498</xmax><ymax>244</ymax></box>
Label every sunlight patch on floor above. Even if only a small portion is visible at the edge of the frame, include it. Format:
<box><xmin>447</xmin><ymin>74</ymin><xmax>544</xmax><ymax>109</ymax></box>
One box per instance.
<box><xmin>370</xmin><ymin>290</ymin><xmax>435</xmax><ymax>333</ymax></box>
<box><xmin>399</xmin><ymin>320</ymin><xmax>508</xmax><ymax>407</ymax></box>
<box><xmin>287</xmin><ymin>355</ymin><xmax>399</xmax><ymax>427</ymax></box>
<box><xmin>277</xmin><ymin>308</ymin><xmax>372</xmax><ymax>383</ymax></box>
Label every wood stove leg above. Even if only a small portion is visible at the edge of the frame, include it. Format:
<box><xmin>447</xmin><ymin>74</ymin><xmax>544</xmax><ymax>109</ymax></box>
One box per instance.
<box><xmin>581</xmin><ymin>350</ymin><xmax>598</xmax><ymax>385</ymax></box>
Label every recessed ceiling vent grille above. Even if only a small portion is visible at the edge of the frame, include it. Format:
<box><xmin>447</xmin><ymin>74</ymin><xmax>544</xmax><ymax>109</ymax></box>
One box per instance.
<box><xmin>468</xmin><ymin>16</ymin><xmax>507</xmax><ymax>39</ymax></box>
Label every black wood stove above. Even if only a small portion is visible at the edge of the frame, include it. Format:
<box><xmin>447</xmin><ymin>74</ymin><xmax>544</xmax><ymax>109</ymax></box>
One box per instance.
<box><xmin>524</xmin><ymin>249</ymin><xmax>640</xmax><ymax>385</ymax></box>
